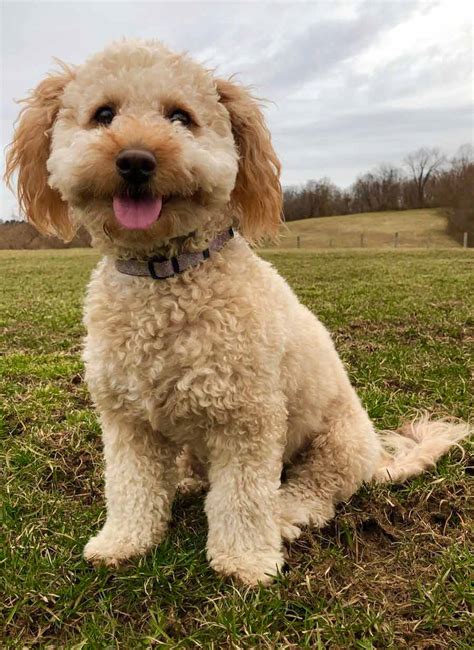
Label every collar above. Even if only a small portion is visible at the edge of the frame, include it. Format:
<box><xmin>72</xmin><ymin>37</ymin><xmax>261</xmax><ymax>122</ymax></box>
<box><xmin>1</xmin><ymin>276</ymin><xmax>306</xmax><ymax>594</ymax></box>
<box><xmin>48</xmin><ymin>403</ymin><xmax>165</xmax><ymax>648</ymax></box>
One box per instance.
<box><xmin>115</xmin><ymin>227</ymin><xmax>234</xmax><ymax>280</ymax></box>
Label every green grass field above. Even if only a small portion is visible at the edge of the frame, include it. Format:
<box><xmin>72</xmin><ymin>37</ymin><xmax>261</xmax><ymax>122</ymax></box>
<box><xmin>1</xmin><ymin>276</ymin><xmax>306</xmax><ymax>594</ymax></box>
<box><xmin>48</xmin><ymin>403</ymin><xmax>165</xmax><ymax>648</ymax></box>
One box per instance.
<box><xmin>1</xmin><ymin>248</ymin><xmax>472</xmax><ymax>648</ymax></box>
<box><xmin>275</xmin><ymin>208</ymin><xmax>459</xmax><ymax>249</ymax></box>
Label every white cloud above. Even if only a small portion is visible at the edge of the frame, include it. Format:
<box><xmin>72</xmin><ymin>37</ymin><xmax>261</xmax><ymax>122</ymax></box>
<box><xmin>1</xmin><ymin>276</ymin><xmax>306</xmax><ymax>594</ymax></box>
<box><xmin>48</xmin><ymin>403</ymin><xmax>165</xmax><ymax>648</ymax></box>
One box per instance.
<box><xmin>1</xmin><ymin>0</ymin><xmax>472</xmax><ymax>216</ymax></box>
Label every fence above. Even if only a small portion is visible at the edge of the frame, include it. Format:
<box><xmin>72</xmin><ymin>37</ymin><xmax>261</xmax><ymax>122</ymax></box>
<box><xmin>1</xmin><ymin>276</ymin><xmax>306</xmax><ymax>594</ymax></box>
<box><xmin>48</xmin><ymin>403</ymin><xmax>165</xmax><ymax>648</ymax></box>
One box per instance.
<box><xmin>280</xmin><ymin>231</ymin><xmax>470</xmax><ymax>250</ymax></box>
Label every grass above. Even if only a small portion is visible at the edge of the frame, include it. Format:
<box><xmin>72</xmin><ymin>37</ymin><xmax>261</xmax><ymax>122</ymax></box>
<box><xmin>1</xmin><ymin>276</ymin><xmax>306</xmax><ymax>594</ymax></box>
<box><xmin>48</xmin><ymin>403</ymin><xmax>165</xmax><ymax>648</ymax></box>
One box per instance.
<box><xmin>274</xmin><ymin>208</ymin><xmax>459</xmax><ymax>249</ymax></box>
<box><xmin>1</xmin><ymin>247</ymin><xmax>473</xmax><ymax>648</ymax></box>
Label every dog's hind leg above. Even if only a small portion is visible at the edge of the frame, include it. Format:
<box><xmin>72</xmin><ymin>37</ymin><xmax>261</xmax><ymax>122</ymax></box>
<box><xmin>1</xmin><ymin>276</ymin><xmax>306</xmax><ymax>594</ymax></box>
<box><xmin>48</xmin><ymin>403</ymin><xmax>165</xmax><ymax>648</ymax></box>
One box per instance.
<box><xmin>176</xmin><ymin>445</ymin><xmax>209</xmax><ymax>494</ymax></box>
<box><xmin>84</xmin><ymin>413</ymin><xmax>178</xmax><ymax>566</ymax></box>
<box><xmin>279</xmin><ymin>401</ymin><xmax>381</xmax><ymax>541</ymax></box>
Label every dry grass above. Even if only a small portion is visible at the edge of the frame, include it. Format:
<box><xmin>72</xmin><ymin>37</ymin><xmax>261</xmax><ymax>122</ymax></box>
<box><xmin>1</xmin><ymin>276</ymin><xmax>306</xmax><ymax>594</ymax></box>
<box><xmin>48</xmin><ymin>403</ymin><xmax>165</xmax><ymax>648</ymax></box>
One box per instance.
<box><xmin>274</xmin><ymin>208</ymin><xmax>459</xmax><ymax>249</ymax></box>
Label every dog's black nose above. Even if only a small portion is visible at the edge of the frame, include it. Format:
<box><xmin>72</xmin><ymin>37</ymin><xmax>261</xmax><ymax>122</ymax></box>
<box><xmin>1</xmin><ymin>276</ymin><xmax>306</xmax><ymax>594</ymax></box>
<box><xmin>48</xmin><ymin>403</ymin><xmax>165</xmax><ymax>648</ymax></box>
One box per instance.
<box><xmin>116</xmin><ymin>149</ymin><xmax>157</xmax><ymax>184</ymax></box>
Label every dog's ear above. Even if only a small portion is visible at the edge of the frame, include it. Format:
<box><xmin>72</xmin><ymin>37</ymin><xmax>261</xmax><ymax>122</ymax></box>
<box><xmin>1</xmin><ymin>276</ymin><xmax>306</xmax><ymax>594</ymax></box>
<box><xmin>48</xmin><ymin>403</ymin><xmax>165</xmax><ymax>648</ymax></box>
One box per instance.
<box><xmin>216</xmin><ymin>79</ymin><xmax>282</xmax><ymax>243</ymax></box>
<box><xmin>5</xmin><ymin>64</ymin><xmax>75</xmax><ymax>240</ymax></box>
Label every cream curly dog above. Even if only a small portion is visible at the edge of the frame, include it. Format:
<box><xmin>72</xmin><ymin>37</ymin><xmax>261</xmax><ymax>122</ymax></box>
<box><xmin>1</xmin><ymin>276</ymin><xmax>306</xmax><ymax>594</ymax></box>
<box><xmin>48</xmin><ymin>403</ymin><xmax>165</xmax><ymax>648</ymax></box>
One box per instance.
<box><xmin>6</xmin><ymin>40</ymin><xmax>470</xmax><ymax>585</ymax></box>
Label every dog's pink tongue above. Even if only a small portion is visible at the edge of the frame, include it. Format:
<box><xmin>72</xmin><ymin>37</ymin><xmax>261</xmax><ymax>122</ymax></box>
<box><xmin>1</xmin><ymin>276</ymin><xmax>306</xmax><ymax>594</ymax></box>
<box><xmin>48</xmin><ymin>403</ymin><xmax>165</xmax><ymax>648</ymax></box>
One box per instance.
<box><xmin>113</xmin><ymin>196</ymin><xmax>162</xmax><ymax>230</ymax></box>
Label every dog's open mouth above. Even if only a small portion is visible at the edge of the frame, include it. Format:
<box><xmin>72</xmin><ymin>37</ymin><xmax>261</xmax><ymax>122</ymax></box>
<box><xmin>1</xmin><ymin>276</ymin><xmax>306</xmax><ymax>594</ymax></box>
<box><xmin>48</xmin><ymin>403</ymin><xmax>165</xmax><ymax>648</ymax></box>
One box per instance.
<box><xmin>112</xmin><ymin>194</ymin><xmax>163</xmax><ymax>230</ymax></box>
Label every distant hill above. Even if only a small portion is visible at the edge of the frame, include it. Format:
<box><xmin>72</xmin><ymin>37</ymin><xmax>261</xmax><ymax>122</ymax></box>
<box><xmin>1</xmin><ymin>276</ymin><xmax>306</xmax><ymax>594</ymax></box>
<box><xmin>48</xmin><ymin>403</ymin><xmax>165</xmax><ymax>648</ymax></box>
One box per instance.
<box><xmin>0</xmin><ymin>221</ymin><xmax>91</xmax><ymax>249</ymax></box>
<box><xmin>0</xmin><ymin>208</ymin><xmax>461</xmax><ymax>250</ymax></box>
<box><xmin>274</xmin><ymin>208</ymin><xmax>460</xmax><ymax>249</ymax></box>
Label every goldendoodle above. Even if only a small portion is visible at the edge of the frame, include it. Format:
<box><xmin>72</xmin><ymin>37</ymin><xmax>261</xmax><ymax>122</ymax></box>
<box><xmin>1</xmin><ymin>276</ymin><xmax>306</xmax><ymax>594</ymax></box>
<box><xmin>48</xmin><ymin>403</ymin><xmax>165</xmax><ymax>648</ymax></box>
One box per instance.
<box><xmin>6</xmin><ymin>40</ymin><xmax>470</xmax><ymax>585</ymax></box>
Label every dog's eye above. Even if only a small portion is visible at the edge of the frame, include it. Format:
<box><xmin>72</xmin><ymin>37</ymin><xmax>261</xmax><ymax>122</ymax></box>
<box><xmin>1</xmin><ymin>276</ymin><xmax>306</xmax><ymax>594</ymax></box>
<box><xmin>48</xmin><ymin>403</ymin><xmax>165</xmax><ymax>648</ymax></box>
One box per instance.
<box><xmin>93</xmin><ymin>106</ymin><xmax>116</xmax><ymax>126</ymax></box>
<box><xmin>169</xmin><ymin>109</ymin><xmax>191</xmax><ymax>126</ymax></box>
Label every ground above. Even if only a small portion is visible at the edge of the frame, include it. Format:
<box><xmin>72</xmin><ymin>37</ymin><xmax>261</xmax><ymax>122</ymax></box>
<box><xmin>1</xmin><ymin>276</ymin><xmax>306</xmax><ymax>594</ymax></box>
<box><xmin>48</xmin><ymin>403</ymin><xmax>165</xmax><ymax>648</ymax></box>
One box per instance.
<box><xmin>1</xmin><ymin>248</ymin><xmax>472</xmax><ymax>648</ymax></box>
<box><xmin>276</xmin><ymin>208</ymin><xmax>459</xmax><ymax>249</ymax></box>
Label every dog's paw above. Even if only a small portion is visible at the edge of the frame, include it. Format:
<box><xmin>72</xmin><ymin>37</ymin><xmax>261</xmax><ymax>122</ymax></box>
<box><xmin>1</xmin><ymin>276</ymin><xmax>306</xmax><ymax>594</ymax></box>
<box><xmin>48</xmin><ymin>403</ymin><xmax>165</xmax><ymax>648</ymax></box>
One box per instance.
<box><xmin>208</xmin><ymin>550</ymin><xmax>284</xmax><ymax>586</ymax></box>
<box><xmin>280</xmin><ymin>518</ymin><xmax>302</xmax><ymax>542</ymax></box>
<box><xmin>83</xmin><ymin>530</ymin><xmax>154</xmax><ymax>568</ymax></box>
<box><xmin>278</xmin><ymin>493</ymin><xmax>334</xmax><ymax>541</ymax></box>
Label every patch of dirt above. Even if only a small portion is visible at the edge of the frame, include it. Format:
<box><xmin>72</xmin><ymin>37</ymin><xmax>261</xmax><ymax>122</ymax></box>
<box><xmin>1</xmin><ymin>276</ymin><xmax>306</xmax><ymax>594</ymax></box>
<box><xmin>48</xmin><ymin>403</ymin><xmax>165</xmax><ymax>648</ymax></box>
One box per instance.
<box><xmin>37</xmin><ymin>447</ymin><xmax>102</xmax><ymax>503</ymax></box>
<box><xmin>284</xmin><ymin>469</ymin><xmax>473</xmax><ymax>647</ymax></box>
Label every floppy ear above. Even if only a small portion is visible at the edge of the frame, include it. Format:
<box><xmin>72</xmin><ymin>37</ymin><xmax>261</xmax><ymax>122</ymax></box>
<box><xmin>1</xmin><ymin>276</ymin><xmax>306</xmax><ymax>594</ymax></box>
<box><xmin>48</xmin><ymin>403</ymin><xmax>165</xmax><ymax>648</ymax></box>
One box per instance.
<box><xmin>216</xmin><ymin>79</ymin><xmax>282</xmax><ymax>243</ymax></box>
<box><xmin>4</xmin><ymin>64</ymin><xmax>75</xmax><ymax>240</ymax></box>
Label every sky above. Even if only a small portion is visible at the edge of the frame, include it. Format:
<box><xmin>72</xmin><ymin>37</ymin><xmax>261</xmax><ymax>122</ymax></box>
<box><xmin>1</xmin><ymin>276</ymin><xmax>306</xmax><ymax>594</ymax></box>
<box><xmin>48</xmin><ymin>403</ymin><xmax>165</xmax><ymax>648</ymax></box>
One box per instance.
<box><xmin>1</xmin><ymin>0</ymin><xmax>473</xmax><ymax>218</ymax></box>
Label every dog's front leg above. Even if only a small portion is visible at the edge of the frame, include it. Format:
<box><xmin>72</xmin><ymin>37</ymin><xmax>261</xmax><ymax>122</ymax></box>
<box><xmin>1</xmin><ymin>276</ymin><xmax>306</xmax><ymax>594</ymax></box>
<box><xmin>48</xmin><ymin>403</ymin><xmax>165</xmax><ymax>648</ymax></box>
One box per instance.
<box><xmin>84</xmin><ymin>414</ymin><xmax>177</xmax><ymax>567</ymax></box>
<box><xmin>205</xmin><ymin>405</ymin><xmax>285</xmax><ymax>585</ymax></box>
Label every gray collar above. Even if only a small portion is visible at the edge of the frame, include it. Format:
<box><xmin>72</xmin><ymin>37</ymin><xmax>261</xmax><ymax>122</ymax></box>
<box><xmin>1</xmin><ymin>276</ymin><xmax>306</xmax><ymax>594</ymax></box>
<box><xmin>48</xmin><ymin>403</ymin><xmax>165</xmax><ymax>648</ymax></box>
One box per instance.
<box><xmin>115</xmin><ymin>227</ymin><xmax>234</xmax><ymax>280</ymax></box>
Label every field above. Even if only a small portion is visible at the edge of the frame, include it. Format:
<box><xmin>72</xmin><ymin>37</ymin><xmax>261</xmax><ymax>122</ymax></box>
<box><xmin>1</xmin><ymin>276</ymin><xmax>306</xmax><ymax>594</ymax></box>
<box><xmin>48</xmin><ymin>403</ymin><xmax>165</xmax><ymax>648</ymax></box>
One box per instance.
<box><xmin>275</xmin><ymin>208</ymin><xmax>459</xmax><ymax>249</ymax></box>
<box><xmin>1</xmin><ymin>248</ymin><xmax>472</xmax><ymax>648</ymax></box>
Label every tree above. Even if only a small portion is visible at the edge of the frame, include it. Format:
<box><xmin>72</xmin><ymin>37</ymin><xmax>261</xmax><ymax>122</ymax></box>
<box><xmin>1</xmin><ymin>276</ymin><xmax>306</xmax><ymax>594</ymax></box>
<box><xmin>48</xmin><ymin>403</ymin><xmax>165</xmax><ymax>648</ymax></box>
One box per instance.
<box><xmin>404</xmin><ymin>147</ymin><xmax>446</xmax><ymax>208</ymax></box>
<box><xmin>440</xmin><ymin>144</ymin><xmax>474</xmax><ymax>246</ymax></box>
<box><xmin>376</xmin><ymin>164</ymin><xmax>403</xmax><ymax>210</ymax></box>
<box><xmin>282</xmin><ymin>144</ymin><xmax>472</xmax><ymax>226</ymax></box>
<box><xmin>351</xmin><ymin>165</ymin><xmax>403</xmax><ymax>213</ymax></box>
<box><xmin>283</xmin><ymin>178</ymin><xmax>349</xmax><ymax>221</ymax></box>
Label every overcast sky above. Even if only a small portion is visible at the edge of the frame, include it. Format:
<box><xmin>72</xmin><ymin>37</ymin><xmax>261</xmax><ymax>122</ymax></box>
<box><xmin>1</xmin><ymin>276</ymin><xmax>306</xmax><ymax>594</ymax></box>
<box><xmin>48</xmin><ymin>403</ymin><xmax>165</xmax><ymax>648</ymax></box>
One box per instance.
<box><xmin>1</xmin><ymin>0</ymin><xmax>472</xmax><ymax>218</ymax></box>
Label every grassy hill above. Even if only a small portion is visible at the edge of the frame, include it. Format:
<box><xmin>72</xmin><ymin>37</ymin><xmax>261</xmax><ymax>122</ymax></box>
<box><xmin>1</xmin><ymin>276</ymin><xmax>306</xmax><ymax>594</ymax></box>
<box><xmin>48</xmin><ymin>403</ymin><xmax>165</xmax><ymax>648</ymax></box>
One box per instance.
<box><xmin>0</xmin><ymin>221</ymin><xmax>91</xmax><ymax>249</ymax></box>
<box><xmin>274</xmin><ymin>208</ymin><xmax>459</xmax><ymax>249</ymax></box>
<box><xmin>1</xmin><ymin>208</ymin><xmax>459</xmax><ymax>250</ymax></box>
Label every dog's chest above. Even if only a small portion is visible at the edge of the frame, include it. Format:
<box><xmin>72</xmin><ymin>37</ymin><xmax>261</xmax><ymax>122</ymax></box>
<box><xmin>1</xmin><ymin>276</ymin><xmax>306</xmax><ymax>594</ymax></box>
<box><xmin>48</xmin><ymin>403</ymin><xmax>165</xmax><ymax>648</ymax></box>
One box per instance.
<box><xmin>83</xmin><ymin>258</ymin><xmax>256</xmax><ymax>440</ymax></box>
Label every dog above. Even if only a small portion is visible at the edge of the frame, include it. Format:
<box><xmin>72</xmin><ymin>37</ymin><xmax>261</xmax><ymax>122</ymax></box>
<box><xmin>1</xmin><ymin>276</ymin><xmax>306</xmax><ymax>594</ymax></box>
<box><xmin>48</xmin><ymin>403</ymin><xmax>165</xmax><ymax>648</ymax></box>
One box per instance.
<box><xmin>6</xmin><ymin>40</ymin><xmax>470</xmax><ymax>585</ymax></box>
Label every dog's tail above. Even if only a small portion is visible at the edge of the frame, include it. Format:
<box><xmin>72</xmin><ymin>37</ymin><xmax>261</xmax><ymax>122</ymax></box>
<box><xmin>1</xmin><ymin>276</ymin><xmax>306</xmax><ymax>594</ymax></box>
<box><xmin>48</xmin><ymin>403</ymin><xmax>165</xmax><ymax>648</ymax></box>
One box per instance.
<box><xmin>373</xmin><ymin>413</ymin><xmax>471</xmax><ymax>483</ymax></box>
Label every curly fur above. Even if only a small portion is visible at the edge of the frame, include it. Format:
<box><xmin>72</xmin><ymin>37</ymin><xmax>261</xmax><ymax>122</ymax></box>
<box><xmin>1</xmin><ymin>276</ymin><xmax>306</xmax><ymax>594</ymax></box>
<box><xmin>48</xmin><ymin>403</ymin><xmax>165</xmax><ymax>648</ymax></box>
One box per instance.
<box><xmin>5</xmin><ymin>40</ymin><xmax>471</xmax><ymax>586</ymax></box>
<box><xmin>5</xmin><ymin>62</ymin><xmax>75</xmax><ymax>240</ymax></box>
<box><xmin>216</xmin><ymin>79</ymin><xmax>282</xmax><ymax>243</ymax></box>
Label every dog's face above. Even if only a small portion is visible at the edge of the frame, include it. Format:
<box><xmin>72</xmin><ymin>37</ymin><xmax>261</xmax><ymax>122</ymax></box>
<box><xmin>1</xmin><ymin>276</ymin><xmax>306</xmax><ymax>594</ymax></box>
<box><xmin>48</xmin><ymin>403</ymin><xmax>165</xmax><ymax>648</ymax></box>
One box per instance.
<box><xmin>48</xmin><ymin>42</ymin><xmax>239</xmax><ymax>249</ymax></box>
<box><xmin>6</xmin><ymin>40</ymin><xmax>282</xmax><ymax>252</ymax></box>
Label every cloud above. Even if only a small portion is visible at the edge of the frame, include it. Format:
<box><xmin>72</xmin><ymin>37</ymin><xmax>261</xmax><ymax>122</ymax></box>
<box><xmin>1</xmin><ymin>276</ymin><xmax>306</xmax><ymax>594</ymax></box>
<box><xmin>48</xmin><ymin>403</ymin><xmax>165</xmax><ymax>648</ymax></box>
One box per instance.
<box><xmin>245</xmin><ymin>0</ymin><xmax>422</xmax><ymax>96</ymax></box>
<box><xmin>1</xmin><ymin>0</ymin><xmax>472</xmax><ymax>215</ymax></box>
<box><xmin>273</xmin><ymin>104</ymin><xmax>473</xmax><ymax>186</ymax></box>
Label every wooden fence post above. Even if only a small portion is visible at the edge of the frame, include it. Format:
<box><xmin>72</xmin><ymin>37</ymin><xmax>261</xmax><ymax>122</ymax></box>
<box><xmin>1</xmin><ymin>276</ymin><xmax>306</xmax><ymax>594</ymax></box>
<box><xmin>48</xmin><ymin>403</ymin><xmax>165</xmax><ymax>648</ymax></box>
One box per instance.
<box><xmin>463</xmin><ymin>232</ymin><xmax>468</xmax><ymax>248</ymax></box>
<box><xmin>394</xmin><ymin>232</ymin><xmax>399</xmax><ymax>248</ymax></box>
<box><xmin>297</xmin><ymin>235</ymin><xmax>301</xmax><ymax>249</ymax></box>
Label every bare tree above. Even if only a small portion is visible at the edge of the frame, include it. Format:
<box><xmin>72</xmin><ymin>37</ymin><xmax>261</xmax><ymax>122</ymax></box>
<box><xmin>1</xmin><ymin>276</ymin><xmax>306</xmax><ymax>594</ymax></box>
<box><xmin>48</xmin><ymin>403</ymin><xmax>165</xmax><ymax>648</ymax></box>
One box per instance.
<box><xmin>351</xmin><ymin>165</ymin><xmax>403</xmax><ymax>213</ymax></box>
<box><xmin>282</xmin><ymin>144</ymin><xmax>474</xmax><ymax>224</ymax></box>
<box><xmin>352</xmin><ymin>173</ymin><xmax>377</xmax><ymax>213</ymax></box>
<box><xmin>376</xmin><ymin>164</ymin><xmax>403</xmax><ymax>210</ymax></box>
<box><xmin>404</xmin><ymin>147</ymin><xmax>446</xmax><ymax>208</ymax></box>
<box><xmin>433</xmin><ymin>144</ymin><xmax>474</xmax><ymax>246</ymax></box>
<box><xmin>452</xmin><ymin>143</ymin><xmax>474</xmax><ymax>174</ymax></box>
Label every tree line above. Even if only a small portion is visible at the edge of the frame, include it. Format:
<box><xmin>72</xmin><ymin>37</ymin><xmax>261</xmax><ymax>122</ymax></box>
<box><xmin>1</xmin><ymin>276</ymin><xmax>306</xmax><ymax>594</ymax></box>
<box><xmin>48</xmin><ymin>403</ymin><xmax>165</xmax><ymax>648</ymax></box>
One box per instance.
<box><xmin>283</xmin><ymin>144</ymin><xmax>474</xmax><ymax>244</ymax></box>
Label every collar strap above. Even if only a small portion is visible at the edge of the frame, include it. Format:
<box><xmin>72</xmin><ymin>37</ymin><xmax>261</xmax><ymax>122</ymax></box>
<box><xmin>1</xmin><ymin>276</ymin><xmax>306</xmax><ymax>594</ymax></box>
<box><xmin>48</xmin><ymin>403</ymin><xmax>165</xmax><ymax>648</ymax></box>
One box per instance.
<box><xmin>115</xmin><ymin>227</ymin><xmax>234</xmax><ymax>280</ymax></box>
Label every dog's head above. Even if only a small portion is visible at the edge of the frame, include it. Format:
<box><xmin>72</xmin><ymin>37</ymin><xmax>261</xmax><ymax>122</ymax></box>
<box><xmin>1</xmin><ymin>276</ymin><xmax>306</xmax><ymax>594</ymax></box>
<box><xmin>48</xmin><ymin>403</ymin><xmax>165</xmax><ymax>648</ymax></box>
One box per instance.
<box><xmin>5</xmin><ymin>40</ymin><xmax>282</xmax><ymax>253</ymax></box>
